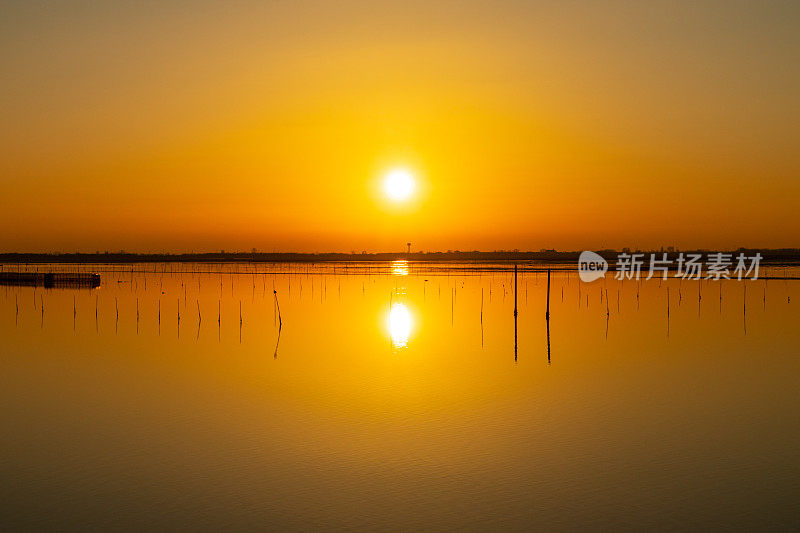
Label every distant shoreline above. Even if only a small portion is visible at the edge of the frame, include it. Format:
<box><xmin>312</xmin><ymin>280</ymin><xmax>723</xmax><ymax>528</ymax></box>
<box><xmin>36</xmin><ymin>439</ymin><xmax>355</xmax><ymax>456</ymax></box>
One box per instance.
<box><xmin>1</xmin><ymin>249</ymin><xmax>800</xmax><ymax>265</ymax></box>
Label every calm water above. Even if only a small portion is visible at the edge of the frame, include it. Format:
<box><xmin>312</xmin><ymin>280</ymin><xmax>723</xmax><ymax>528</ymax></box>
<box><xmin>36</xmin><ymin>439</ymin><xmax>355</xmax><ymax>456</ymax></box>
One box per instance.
<box><xmin>1</xmin><ymin>262</ymin><xmax>799</xmax><ymax>530</ymax></box>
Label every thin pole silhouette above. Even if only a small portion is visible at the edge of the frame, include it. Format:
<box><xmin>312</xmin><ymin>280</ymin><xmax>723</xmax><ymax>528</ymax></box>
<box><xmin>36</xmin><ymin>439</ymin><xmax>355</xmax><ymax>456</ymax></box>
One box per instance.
<box><xmin>480</xmin><ymin>286</ymin><xmax>484</xmax><ymax>348</ymax></box>
<box><xmin>514</xmin><ymin>264</ymin><xmax>518</xmax><ymax>361</ymax></box>
<box><xmin>546</xmin><ymin>313</ymin><xmax>551</xmax><ymax>365</ymax></box>
<box><xmin>273</xmin><ymin>289</ymin><xmax>282</xmax><ymax>329</ymax></box>
<box><xmin>743</xmin><ymin>283</ymin><xmax>747</xmax><ymax>335</ymax></box>
<box><xmin>273</xmin><ymin>321</ymin><xmax>282</xmax><ymax>359</ymax></box>
<box><xmin>545</xmin><ymin>268</ymin><xmax>550</xmax><ymax>319</ymax></box>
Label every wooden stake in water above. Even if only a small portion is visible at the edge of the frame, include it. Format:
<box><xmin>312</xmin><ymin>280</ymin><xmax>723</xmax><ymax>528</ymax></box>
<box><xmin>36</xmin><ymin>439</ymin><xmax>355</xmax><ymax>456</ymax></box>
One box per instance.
<box><xmin>744</xmin><ymin>284</ymin><xmax>747</xmax><ymax>335</ymax></box>
<box><xmin>273</xmin><ymin>289</ymin><xmax>282</xmax><ymax>329</ymax></box>
<box><xmin>743</xmin><ymin>284</ymin><xmax>747</xmax><ymax>316</ymax></box>
<box><xmin>545</xmin><ymin>268</ymin><xmax>550</xmax><ymax>320</ymax></box>
<box><xmin>698</xmin><ymin>282</ymin><xmax>702</xmax><ymax>316</ymax></box>
<box><xmin>546</xmin><ymin>312</ymin><xmax>551</xmax><ymax>365</ymax></box>
<box><xmin>514</xmin><ymin>264</ymin><xmax>518</xmax><ymax>361</ymax></box>
<box><xmin>480</xmin><ymin>286</ymin><xmax>484</xmax><ymax>348</ymax></box>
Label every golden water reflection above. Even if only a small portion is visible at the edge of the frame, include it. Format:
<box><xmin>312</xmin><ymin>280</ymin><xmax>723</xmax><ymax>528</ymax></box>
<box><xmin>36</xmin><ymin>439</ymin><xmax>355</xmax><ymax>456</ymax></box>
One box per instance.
<box><xmin>388</xmin><ymin>302</ymin><xmax>412</xmax><ymax>348</ymax></box>
<box><xmin>2</xmin><ymin>264</ymin><xmax>800</xmax><ymax>530</ymax></box>
<box><xmin>391</xmin><ymin>260</ymin><xmax>409</xmax><ymax>276</ymax></box>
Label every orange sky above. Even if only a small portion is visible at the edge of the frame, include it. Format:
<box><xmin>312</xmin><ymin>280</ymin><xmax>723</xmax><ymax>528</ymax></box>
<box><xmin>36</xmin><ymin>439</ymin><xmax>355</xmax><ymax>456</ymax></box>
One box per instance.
<box><xmin>1</xmin><ymin>1</ymin><xmax>799</xmax><ymax>253</ymax></box>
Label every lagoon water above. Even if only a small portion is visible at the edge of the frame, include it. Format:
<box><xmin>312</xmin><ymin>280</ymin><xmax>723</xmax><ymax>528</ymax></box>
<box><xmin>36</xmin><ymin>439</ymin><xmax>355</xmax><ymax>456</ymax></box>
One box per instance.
<box><xmin>1</xmin><ymin>262</ymin><xmax>799</xmax><ymax>530</ymax></box>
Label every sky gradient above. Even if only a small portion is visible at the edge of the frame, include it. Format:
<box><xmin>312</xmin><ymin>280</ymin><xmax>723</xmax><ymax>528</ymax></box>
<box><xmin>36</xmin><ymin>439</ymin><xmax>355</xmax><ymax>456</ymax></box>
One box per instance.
<box><xmin>2</xmin><ymin>1</ymin><xmax>799</xmax><ymax>252</ymax></box>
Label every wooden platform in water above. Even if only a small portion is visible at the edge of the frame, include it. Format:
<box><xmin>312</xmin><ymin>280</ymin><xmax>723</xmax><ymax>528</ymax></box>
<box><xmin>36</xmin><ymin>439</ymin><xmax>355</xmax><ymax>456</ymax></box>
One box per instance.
<box><xmin>0</xmin><ymin>272</ymin><xmax>100</xmax><ymax>288</ymax></box>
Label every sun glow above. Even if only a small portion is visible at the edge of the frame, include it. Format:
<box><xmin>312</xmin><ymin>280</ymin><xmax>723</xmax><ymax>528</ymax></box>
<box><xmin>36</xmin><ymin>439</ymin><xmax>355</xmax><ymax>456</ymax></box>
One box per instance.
<box><xmin>388</xmin><ymin>302</ymin><xmax>412</xmax><ymax>348</ymax></box>
<box><xmin>383</xmin><ymin>169</ymin><xmax>416</xmax><ymax>202</ymax></box>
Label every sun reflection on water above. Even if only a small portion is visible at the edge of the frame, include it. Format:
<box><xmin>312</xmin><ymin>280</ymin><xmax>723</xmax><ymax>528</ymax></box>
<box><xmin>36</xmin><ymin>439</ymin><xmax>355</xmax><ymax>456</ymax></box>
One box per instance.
<box><xmin>388</xmin><ymin>302</ymin><xmax>412</xmax><ymax>349</ymax></box>
<box><xmin>391</xmin><ymin>260</ymin><xmax>409</xmax><ymax>276</ymax></box>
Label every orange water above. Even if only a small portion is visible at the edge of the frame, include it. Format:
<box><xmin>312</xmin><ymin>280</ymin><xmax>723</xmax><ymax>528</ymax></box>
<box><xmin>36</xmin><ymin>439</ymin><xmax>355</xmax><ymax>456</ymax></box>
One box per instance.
<box><xmin>1</xmin><ymin>262</ymin><xmax>799</xmax><ymax>529</ymax></box>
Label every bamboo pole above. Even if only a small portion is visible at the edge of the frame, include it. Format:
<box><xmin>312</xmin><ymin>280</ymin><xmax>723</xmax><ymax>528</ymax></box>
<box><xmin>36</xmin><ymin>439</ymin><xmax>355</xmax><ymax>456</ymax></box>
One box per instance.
<box><xmin>514</xmin><ymin>264</ymin><xmax>518</xmax><ymax>361</ymax></box>
<box><xmin>273</xmin><ymin>289</ymin><xmax>282</xmax><ymax>328</ymax></box>
<box><xmin>545</xmin><ymin>268</ymin><xmax>550</xmax><ymax>319</ymax></box>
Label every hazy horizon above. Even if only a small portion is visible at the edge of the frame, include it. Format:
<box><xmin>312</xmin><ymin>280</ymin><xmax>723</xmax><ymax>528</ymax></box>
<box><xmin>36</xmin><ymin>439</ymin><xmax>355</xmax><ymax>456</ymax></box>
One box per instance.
<box><xmin>2</xmin><ymin>246</ymin><xmax>800</xmax><ymax>258</ymax></box>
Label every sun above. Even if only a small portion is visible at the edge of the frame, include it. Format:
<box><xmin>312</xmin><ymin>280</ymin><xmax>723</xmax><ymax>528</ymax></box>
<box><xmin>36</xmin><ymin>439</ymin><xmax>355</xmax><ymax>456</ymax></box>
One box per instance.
<box><xmin>383</xmin><ymin>169</ymin><xmax>416</xmax><ymax>202</ymax></box>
